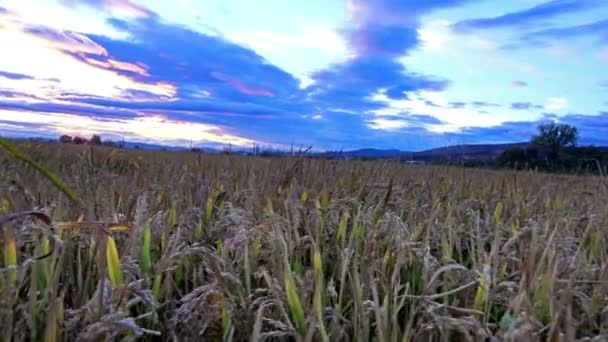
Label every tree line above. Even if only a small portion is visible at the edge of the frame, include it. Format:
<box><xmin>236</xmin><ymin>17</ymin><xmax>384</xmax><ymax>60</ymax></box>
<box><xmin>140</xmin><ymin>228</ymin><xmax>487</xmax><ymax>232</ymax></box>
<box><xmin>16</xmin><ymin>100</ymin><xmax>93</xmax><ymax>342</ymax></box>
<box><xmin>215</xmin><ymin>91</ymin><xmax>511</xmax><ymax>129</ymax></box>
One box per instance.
<box><xmin>497</xmin><ymin>123</ymin><xmax>608</xmax><ymax>173</ymax></box>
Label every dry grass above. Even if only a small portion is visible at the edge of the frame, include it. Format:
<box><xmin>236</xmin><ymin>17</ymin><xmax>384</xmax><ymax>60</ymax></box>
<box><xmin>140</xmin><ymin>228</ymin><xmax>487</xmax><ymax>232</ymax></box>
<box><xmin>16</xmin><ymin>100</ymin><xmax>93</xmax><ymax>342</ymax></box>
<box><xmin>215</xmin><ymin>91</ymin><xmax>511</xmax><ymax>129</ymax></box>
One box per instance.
<box><xmin>1</xmin><ymin>141</ymin><xmax>607</xmax><ymax>341</ymax></box>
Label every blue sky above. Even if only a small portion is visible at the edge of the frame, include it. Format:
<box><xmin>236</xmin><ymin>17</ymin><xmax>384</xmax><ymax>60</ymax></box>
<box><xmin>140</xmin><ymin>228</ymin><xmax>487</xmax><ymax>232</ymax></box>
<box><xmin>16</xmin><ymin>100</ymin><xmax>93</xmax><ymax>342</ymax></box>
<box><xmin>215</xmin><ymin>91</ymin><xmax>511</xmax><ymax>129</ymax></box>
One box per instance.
<box><xmin>0</xmin><ymin>0</ymin><xmax>606</xmax><ymax>151</ymax></box>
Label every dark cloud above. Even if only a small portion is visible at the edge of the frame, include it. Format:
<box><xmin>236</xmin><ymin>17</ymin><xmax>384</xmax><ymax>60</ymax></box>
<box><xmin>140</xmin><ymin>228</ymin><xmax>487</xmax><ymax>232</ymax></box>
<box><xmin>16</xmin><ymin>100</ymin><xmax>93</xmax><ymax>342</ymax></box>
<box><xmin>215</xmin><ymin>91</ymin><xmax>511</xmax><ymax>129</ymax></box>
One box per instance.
<box><xmin>557</xmin><ymin>112</ymin><xmax>608</xmax><ymax>143</ymax></box>
<box><xmin>449</xmin><ymin>101</ymin><xmax>466</xmax><ymax>108</ymax></box>
<box><xmin>307</xmin><ymin>56</ymin><xmax>448</xmax><ymax>110</ymax></box>
<box><xmin>306</xmin><ymin>0</ymin><xmax>461</xmax><ymax>111</ymax></box>
<box><xmin>350</xmin><ymin>24</ymin><xmax>419</xmax><ymax>56</ymax></box>
<box><xmin>0</xmin><ymin>70</ymin><xmax>37</xmax><ymax>80</ymax></box>
<box><xmin>56</xmin><ymin>95</ymin><xmax>296</xmax><ymax>117</ymax></box>
<box><xmin>522</xmin><ymin>19</ymin><xmax>608</xmax><ymax>45</ymax></box>
<box><xmin>0</xmin><ymin>99</ymin><xmax>140</xmax><ymax>120</ymax></box>
<box><xmin>87</xmin><ymin>17</ymin><xmax>303</xmax><ymax>103</ymax></box>
<box><xmin>453</xmin><ymin>0</ymin><xmax>603</xmax><ymax>31</ymax></box>
<box><xmin>460</xmin><ymin>111</ymin><xmax>608</xmax><ymax>146</ymax></box>
<box><xmin>512</xmin><ymin>80</ymin><xmax>528</xmax><ymax>87</ymax></box>
<box><xmin>511</xmin><ymin>102</ymin><xmax>544</xmax><ymax>110</ymax></box>
<box><xmin>0</xmin><ymin>70</ymin><xmax>61</xmax><ymax>83</ymax></box>
<box><xmin>472</xmin><ymin>101</ymin><xmax>500</xmax><ymax>107</ymax></box>
<box><xmin>0</xmin><ymin>90</ymin><xmax>44</xmax><ymax>100</ymax></box>
<box><xmin>21</xmin><ymin>15</ymin><xmax>308</xmax><ymax>114</ymax></box>
<box><xmin>406</xmin><ymin>114</ymin><xmax>444</xmax><ymax>125</ymax></box>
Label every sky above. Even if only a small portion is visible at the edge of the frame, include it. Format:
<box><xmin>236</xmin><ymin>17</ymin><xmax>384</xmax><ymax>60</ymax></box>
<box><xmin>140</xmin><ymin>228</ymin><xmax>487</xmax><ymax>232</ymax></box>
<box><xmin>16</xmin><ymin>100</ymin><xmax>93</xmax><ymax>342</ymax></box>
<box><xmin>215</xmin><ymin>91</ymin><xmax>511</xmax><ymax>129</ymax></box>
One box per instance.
<box><xmin>0</xmin><ymin>0</ymin><xmax>607</xmax><ymax>151</ymax></box>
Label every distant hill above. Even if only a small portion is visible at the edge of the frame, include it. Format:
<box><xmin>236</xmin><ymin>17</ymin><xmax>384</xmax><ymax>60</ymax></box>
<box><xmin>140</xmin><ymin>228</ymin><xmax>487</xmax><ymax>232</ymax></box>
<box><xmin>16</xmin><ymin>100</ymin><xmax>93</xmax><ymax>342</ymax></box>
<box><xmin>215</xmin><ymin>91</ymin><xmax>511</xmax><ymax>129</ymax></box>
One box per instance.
<box><xmin>319</xmin><ymin>143</ymin><xmax>529</xmax><ymax>161</ymax></box>
<box><xmin>10</xmin><ymin>137</ymin><xmax>597</xmax><ymax>162</ymax></box>
<box><xmin>412</xmin><ymin>142</ymin><xmax>529</xmax><ymax>161</ymax></box>
<box><xmin>318</xmin><ymin>148</ymin><xmax>412</xmax><ymax>159</ymax></box>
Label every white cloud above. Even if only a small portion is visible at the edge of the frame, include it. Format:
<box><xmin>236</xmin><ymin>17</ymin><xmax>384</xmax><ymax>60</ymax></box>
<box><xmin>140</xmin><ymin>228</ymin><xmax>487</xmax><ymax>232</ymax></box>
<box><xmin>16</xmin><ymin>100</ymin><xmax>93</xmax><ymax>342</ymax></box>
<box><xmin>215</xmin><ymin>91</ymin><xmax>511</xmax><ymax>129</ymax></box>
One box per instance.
<box><xmin>226</xmin><ymin>25</ymin><xmax>350</xmax><ymax>87</ymax></box>
<box><xmin>2</xmin><ymin>0</ymin><xmax>128</xmax><ymax>38</ymax></box>
<box><xmin>228</xmin><ymin>26</ymin><xmax>348</xmax><ymax>55</ymax></box>
<box><xmin>367</xmin><ymin>118</ymin><xmax>408</xmax><ymax>131</ymax></box>
<box><xmin>417</xmin><ymin>20</ymin><xmax>498</xmax><ymax>53</ymax></box>
<box><xmin>545</xmin><ymin>97</ymin><xmax>568</xmax><ymax>111</ymax></box>
<box><xmin>0</xmin><ymin>20</ymin><xmax>175</xmax><ymax>100</ymax></box>
<box><xmin>412</xmin><ymin>20</ymin><xmax>537</xmax><ymax>74</ymax></box>
<box><xmin>312</xmin><ymin>114</ymin><xmax>323</xmax><ymax>120</ymax></box>
<box><xmin>369</xmin><ymin>90</ymin><xmax>503</xmax><ymax>132</ymax></box>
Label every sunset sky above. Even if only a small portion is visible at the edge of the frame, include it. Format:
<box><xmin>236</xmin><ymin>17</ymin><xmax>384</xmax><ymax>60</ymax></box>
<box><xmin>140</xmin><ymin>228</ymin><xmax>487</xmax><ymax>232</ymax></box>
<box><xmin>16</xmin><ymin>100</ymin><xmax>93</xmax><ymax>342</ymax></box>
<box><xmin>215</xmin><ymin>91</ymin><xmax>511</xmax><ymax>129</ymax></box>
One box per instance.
<box><xmin>0</xmin><ymin>0</ymin><xmax>607</xmax><ymax>150</ymax></box>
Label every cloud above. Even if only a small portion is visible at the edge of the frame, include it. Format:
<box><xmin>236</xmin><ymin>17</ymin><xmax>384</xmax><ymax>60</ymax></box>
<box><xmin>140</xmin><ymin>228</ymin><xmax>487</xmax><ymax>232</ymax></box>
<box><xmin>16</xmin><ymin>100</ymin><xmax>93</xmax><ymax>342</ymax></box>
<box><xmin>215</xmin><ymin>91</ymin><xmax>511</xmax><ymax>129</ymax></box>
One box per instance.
<box><xmin>460</xmin><ymin>111</ymin><xmax>608</xmax><ymax>145</ymax></box>
<box><xmin>0</xmin><ymin>109</ymin><xmax>255</xmax><ymax>147</ymax></box>
<box><xmin>84</xmin><ymin>16</ymin><xmax>303</xmax><ymax>102</ymax></box>
<box><xmin>558</xmin><ymin>111</ymin><xmax>608</xmax><ymax>144</ymax></box>
<box><xmin>0</xmin><ymin>90</ymin><xmax>44</xmax><ymax>100</ymax></box>
<box><xmin>0</xmin><ymin>99</ymin><xmax>140</xmax><ymax>119</ymax></box>
<box><xmin>347</xmin><ymin>0</ymin><xmax>472</xmax><ymax>55</ymax></box>
<box><xmin>367</xmin><ymin>117</ymin><xmax>409</xmax><ymax>131</ymax></box>
<box><xmin>522</xmin><ymin>19</ymin><xmax>608</xmax><ymax>45</ymax></box>
<box><xmin>307</xmin><ymin>56</ymin><xmax>448</xmax><ymax>110</ymax></box>
<box><xmin>512</xmin><ymin>80</ymin><xmax>528</xmax><ymax>87</ymax></box>
<box><xmin>449</xmin><ymin>101</ymin><xmax>466</xmax><ymax>109</ymax></box>
<box><xmin>15</xmin><ymin>14</ymin><xmax>306</xmax><ymax>110</ymax></box>
<box><xmin>0</xmin><ymin>70</ymin><xmax>36</xmax><ymax>80</ymax></box>
<box><xmin>54</xmin><ymin>96</ymin><xmax>293</xmax><ymax>117</ymax></box>
<box><xmin>472</xmin><ymin>101</ymin><xmax>500</xmax><ymax>107</ymax></box>
<box><xmin>0</xmin><ymin>70</ymin><xmax>61</xmax><ymax>83</ymax></box>
<box><xmin>304</xmin><ymin>0</ymin><xmax>464</xmax><ymax>113</ymax></box>
<box><xmin>511</xmin><ymin>102</ymin><xmax>544</xmax><ymax>110</ymax></box>
<box><xmin>22</xmin><ymin>25</ymin><xmax>110</xmax><ymax>56</ymax></box>
<box><xmin>453</xmin><ymin>0</ymin><xmax>603</xmax><ymax>31</ymax></box>
<box><xmin>59</xmin><ymin>0</ymin><xmax>154</xmax><ymax>18</ymax></box>
<box><xmin>545</xmin><ymin>97</ymin><xmax>568</xmax><ymax>110</ymax></box>
<box><xmin>369</xmin><ymin>90</ymin><xmax>503</xmax><ymax>131</ymax></box>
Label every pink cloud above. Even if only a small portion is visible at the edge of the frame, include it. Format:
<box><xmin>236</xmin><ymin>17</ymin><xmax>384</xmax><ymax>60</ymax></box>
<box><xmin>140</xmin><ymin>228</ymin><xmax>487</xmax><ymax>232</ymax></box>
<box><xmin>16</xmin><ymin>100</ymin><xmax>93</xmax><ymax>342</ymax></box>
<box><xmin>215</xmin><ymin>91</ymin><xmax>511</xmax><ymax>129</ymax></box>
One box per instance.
<box><xmin>60</xmin><ymin>0</ymin><xmax>153</xmax><ymax>18</ymax></box>
<box><xmin>226</xmin><ymin>79</ymin><xmax>276</xmax><ymax>97</ymax></box>
<box><xmin>211</xmin><ymin>72</ymin><xmax>275</xmax><ymax>97</ymax></box>
<box><xmin>106</xmin><ymin>0</ymin><xmax>152</xmax><ymax>18</ymax></box>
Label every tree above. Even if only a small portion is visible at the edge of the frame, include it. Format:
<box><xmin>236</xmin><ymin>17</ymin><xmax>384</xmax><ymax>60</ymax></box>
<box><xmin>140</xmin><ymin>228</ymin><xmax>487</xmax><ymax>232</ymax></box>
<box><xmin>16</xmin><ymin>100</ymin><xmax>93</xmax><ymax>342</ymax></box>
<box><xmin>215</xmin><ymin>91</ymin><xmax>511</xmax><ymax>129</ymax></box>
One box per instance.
<box><xmin>89</xmin><ymin>134</ymin><xmax>102</xmax><ymax>145</ymax></box>
<box><xmin>59</xmin><ymin>135</ymin><xmax>73</xmax><ymax>143</ymax></box>
<box><xmin>73</xmin><ymin>136</ymin><xmax>87</xmax><ymax>144</ymax></box>
<box><xmin>498</xmin><ymin>146</ymin><xmax>539</xmax><ymax>170</ymax></box>
<box><xmin>531</xmin><ymin>123</ymin><xmax>578</xmax><ymax>163</ymax></box>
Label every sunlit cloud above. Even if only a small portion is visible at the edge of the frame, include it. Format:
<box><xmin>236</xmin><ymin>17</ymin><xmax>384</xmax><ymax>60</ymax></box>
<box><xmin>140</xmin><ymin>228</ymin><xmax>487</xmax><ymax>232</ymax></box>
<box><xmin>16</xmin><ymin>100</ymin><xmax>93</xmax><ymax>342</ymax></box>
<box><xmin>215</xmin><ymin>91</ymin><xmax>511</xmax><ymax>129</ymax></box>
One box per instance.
<box><xmin>0</xmin><ymin>18</ymin><xmax>176</xmax><ymax>100</ymax></box>
<box><xmin>60</xmin><ymin>0</ymin><xmax>153</xmax><ymax>18</ymax></box>
<box><xmin>367</xmin><ymin>117</ymin><xmax>409</xmax><ymax>131</ymax></box>
<box><xmin>211</xmin><ymin>72</ymin><xmax>276</xmax><ymax>97</ymax></box>
<box><xmin>0</xmin><ymin>109</ymin><xmax>254</xmax><ymax>146</ymax></box>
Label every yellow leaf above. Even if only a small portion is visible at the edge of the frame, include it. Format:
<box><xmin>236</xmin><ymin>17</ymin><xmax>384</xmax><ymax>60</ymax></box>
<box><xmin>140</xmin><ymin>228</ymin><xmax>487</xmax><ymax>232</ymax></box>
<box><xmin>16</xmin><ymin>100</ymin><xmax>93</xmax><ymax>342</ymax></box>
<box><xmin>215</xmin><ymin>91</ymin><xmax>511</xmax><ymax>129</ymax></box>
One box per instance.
<box><xmin>4</xmin><ymin>228</ymin><xmax>17</xmax><ymax>286</ymax></box>
<box><xmin>284</xmin><ymin>260</ymin><xmax>307</xmax><ymax>336</ymax></box>
<box><xmin>106</xmin><ymin>236</ymin><xmax>123</xmax><ymax>287</ymax></box>
<box><xmin>141</xmin><ymin>222</ymin><xmax>152</xmax><ymax>275</ymax></box>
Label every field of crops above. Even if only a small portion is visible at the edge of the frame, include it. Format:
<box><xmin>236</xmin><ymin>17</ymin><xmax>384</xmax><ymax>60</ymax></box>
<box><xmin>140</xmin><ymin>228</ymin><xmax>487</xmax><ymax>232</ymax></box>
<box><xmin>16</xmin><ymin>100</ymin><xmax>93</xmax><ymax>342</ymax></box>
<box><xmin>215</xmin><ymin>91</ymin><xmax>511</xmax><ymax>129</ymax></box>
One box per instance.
<box><xmin>1</xmin><ymin>141</ymin><xmax>607</xmax><ymax>341</ymax></box>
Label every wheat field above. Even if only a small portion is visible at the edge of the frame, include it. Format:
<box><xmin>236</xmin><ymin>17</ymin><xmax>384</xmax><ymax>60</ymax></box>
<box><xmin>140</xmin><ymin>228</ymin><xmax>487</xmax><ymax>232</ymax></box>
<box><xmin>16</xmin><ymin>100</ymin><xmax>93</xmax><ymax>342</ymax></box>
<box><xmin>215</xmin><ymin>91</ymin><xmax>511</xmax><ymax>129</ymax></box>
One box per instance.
<box><xmin>1</xmin><ymin>141</ymin><xmax>607</xmax><ymax>341</ymax></box>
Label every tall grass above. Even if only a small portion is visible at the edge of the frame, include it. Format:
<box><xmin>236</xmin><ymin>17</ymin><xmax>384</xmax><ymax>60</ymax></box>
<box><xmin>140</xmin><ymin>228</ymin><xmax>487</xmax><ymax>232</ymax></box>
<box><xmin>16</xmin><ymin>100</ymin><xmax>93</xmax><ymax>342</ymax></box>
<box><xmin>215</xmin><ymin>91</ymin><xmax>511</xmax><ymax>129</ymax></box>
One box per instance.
<box><xmin>1</xmin><ymin>140</ymin><xmax>607</xmax><ymax>340</ymax></box>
